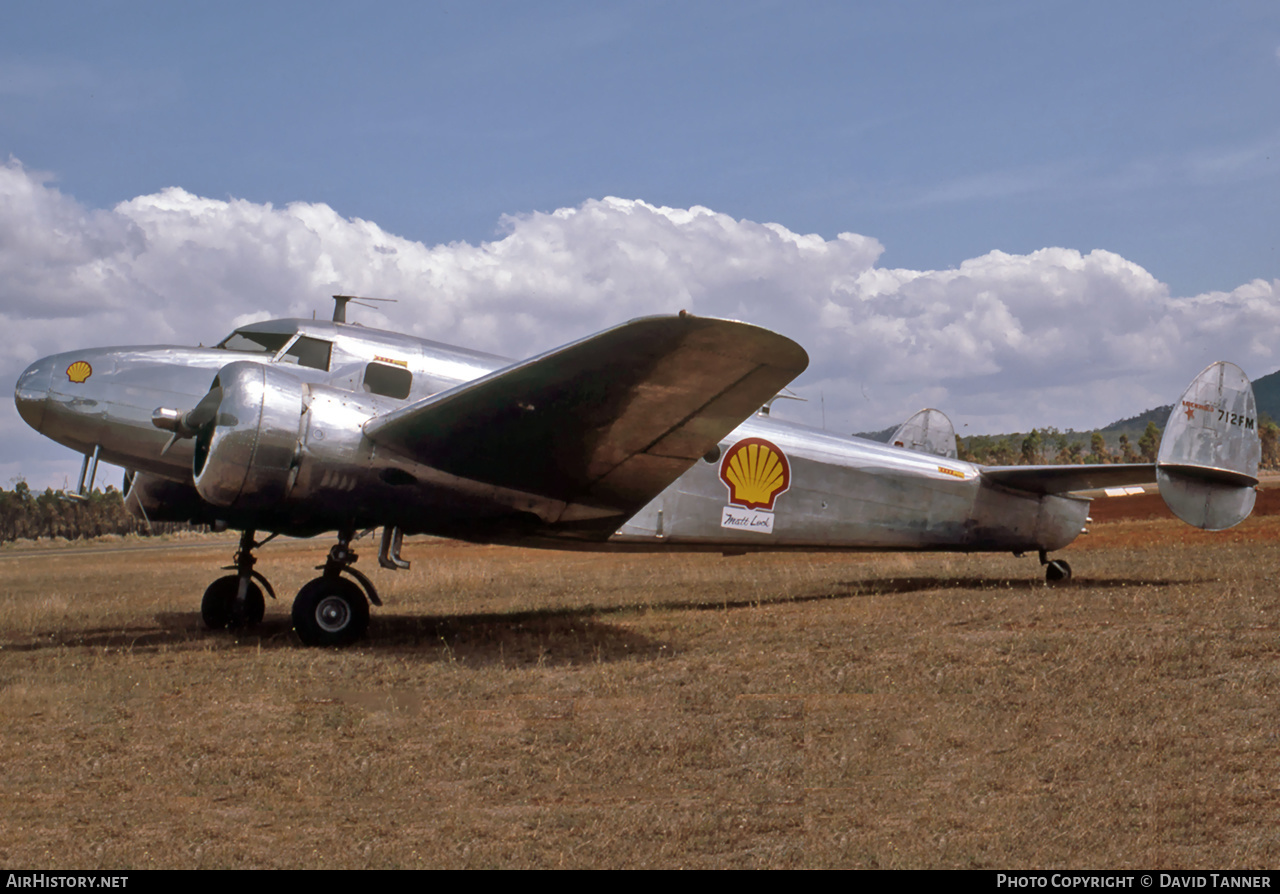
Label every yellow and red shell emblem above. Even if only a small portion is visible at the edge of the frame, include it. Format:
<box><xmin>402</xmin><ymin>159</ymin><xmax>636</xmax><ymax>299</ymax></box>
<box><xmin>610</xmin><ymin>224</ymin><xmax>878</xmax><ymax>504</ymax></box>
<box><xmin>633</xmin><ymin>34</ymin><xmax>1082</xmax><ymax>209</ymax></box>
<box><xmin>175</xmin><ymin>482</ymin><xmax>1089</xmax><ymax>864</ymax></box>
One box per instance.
<box><xmin>65</xmin><ymin>360</ymin><xmax>92</xmax><ymax>384</ymax></box>
<box><xmin>719</xmin><ymin>437</ymin><xmax>791</xmax><ymax>511</ymax></box>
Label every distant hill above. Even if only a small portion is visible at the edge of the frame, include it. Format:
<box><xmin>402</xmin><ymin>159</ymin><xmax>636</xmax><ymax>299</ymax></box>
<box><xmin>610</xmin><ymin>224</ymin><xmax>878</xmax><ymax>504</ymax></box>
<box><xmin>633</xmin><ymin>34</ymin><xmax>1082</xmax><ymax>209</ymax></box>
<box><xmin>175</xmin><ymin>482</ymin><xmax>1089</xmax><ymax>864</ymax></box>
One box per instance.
<box><xmin>1252</xmin><ymin>368</ymin><xmax>1280</xmax><ymax>423</ymax></box>
<box><xmin>854</xmin><ymin>424</ymin><xmax>897</xmax><ymax>443</ymax></box>
<box><xmin>1099</xmin><ymin>405</ymin><xmax>1173</xmax><ymax>440</ymax></box>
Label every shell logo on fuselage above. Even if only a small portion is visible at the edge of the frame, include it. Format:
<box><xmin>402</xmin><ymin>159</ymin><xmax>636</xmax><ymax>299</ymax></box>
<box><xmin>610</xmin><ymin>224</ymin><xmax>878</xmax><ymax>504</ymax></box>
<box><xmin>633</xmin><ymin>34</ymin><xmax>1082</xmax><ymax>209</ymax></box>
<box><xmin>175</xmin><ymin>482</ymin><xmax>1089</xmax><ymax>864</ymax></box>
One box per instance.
<box><xmin>719</xmin><ymin>437</ymin><xmax>791</xmax><ymax>511</ymax></box>
<box><xmin>66</xmin><ymin>361</ymin><xmax>92</xmax><ymax>384</ymax></box>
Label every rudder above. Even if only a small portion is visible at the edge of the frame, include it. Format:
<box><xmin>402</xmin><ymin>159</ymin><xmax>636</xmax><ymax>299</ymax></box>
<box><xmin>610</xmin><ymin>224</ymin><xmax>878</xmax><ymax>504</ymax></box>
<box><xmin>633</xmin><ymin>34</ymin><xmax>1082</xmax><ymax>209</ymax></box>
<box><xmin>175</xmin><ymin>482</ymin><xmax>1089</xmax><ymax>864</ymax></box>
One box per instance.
<box><xmin>888</xmin><ymin>408</ymin><xmax>958</xmax><ymax>459</ymax></box>
<box><xmin>1157</xmin><ymin>361</ymin><xmax>1260</xmax><ymax>530</ymax></box>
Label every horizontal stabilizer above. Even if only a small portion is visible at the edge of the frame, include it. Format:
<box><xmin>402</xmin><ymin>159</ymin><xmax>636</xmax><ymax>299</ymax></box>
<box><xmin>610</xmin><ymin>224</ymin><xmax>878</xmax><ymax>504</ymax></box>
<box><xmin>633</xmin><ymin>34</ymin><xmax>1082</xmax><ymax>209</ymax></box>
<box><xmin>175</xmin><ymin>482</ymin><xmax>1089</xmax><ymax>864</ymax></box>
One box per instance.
<box><xmin>981</xmin><ymin>463</ymin><xmax>1155</xmax><ymax>495</ymax></box>
<box><xmin>1156</xmin><ymin>361</ymin><xmax>1260</xmax><ymax>530</ymax></box>
<box><xmin>888</xmin><ymin>408</ymin><xmax>957</xmax><ymax>459</ymax></box>
<box><xmin>364</xmin><ymin>314</ymin><xmax>809</xmax><ymax>522</ymax></box>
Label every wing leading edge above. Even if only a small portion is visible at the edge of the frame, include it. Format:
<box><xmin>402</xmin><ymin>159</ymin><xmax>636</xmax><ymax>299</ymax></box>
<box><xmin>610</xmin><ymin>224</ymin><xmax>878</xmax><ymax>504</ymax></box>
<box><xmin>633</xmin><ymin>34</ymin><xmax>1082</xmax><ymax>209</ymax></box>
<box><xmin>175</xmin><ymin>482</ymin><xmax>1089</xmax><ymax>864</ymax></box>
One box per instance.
<box><xmin>363</xmin><ymin>313</ymin><xmax>809</xmax><ymax>526</ymax></box>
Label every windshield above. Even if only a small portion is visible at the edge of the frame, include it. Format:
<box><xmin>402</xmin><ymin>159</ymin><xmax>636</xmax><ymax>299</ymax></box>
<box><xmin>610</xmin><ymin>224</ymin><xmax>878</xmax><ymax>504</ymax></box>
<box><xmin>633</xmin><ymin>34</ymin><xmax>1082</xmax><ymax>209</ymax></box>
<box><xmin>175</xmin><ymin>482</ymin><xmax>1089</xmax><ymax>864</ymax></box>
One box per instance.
<box><xmin>216</xmin><ymin>330</ymin><xmax>293</xmax><ymax>353</ymax></box>
<box><xmin>282</xmin><ymin>336</ymin><xmax>332</xmax><ymax>371</ymax></box>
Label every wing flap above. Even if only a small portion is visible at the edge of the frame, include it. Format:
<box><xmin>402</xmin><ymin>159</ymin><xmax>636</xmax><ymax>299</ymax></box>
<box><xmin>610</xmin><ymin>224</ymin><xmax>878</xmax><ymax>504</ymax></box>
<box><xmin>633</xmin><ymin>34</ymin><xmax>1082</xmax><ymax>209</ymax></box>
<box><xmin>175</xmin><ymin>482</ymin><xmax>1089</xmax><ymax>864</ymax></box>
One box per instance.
<box><xmin>589</xmin><ymin>453</ymin><xmax>695</xmax><ymax>508</ymax></box>
<box><xmin>364</xmin><ymin>314</ymin><xmax>808</xmax><ymax>521</ymax></box>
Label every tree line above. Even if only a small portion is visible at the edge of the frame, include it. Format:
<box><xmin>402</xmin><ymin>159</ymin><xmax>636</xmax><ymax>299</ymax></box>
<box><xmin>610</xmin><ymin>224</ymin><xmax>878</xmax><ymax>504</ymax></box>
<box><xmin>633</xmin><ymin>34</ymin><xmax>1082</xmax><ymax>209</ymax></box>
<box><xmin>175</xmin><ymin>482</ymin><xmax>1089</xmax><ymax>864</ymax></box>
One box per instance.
<box><xmin>959</xmin><ymin>420</ymin><xmax>1280</xmax><ymax>468</ymax></box>
<box><xmin>0</xmin><ymin>482</ymin><xmax>196</xmax><ymax>544</ymax></box>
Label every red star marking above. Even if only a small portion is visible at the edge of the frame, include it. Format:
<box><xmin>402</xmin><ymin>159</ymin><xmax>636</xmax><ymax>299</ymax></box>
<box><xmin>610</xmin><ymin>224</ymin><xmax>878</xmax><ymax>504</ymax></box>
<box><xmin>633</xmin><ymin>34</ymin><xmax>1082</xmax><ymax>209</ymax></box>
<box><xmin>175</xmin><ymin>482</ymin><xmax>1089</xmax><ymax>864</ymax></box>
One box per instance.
<box><xmin>1184</xmin><ymin>405</ymin><xmax>1195</xmax><ymax>421</ymax></box>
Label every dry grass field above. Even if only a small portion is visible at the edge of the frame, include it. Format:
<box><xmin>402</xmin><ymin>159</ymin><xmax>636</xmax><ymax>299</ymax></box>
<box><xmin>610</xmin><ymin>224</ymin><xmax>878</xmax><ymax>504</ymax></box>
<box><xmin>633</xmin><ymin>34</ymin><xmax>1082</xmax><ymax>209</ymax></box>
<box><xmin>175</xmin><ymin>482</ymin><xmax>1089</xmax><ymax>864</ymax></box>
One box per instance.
<box><xmin>1</xmin><ymin>497</ymin><xmax>1278</xmax><ymax>868</ymax></box>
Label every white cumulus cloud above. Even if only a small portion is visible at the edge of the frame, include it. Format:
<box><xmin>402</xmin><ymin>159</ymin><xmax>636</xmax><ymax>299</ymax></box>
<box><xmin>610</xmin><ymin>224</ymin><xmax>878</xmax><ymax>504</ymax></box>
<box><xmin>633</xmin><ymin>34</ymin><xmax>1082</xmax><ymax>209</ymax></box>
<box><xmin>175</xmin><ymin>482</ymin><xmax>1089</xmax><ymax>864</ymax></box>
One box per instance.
<box><xmin>1</xmin><ymin>158</ymin><xmax>1278</xmax><ymax>487</ymax></box>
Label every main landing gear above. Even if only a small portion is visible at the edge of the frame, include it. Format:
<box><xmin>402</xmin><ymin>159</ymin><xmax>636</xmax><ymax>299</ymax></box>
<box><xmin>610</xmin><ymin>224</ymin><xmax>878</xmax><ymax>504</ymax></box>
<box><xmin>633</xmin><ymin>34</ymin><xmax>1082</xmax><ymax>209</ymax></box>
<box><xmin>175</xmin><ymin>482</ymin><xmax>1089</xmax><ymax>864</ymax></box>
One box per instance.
<box><xmin>201</xmin><ymin>529</ymin><xmax>276</xmax><ymax>630</ymax></box>
<box><xmin>291</xmin><ymin>530</ymin><xmax>382</xmax><ymax>647</ymax></box>
<box><xmin>200</xmin><ymin>527</ymin><xmax>406</xmax><ymax>646</ymax></box>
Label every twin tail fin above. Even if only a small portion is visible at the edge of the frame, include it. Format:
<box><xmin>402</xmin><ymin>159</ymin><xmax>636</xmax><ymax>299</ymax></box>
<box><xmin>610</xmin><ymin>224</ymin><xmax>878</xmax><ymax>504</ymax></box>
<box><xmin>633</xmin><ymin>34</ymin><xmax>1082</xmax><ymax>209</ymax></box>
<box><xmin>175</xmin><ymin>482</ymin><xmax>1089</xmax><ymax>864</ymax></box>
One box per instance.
<box><xmin>1157</xmin><ymin>361</ymin><xmax>1260</xmax><ymax>530</ymax></box>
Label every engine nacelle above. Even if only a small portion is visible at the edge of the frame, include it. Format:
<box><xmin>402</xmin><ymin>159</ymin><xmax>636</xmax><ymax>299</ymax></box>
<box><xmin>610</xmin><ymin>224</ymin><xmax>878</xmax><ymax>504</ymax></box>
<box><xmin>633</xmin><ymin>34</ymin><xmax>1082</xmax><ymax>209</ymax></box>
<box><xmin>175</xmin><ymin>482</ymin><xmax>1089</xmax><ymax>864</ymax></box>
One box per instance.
<box><xmin>122</xmin><ymin>470</ymin><xmax>224</xmax><ymax>524</ymax></box>
<box><xmin>192</xmin><ymin>361</ymin><xmax>307</xmax><ymax>509</ymax></box>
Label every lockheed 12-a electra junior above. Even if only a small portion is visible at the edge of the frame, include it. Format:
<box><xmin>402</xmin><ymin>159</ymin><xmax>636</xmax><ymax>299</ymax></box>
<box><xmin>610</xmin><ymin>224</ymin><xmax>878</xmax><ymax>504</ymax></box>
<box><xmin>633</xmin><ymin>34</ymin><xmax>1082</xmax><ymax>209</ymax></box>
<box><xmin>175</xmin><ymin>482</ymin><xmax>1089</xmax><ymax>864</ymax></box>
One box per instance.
<box><xmin>13</xmin><ymin>296</ymin><xmax>1261</xmax><ymax>646</ymax></box>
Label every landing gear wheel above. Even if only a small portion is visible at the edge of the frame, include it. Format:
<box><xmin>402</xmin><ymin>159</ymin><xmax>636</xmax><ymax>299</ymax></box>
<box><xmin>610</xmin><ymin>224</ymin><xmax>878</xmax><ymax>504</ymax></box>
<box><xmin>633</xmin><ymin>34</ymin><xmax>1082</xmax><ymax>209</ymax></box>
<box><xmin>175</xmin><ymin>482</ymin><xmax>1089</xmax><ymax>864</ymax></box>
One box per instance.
<box><xmin>201</xmin><ymin>575</ymin><xmax>266</xmax><ymax>630</ymax></box>
<box><xmin>1045</xmin><ymin>560</ymin><xmax>1072</xmax><ymax>584</ymax></box>
<box><xmin>292</xmin><ymin>577</ymin><xmax>369</xmax><ymax>647</ymax></box>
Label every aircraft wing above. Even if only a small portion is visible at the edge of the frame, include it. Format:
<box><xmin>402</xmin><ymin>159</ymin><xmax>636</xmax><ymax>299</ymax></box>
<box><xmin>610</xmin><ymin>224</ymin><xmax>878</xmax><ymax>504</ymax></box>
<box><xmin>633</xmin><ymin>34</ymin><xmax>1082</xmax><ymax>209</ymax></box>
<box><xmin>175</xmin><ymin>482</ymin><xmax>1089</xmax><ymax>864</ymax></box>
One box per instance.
<box><xmin>980</xmin><ymin>464</ymin><xmax>1157</xmax><ymax>495</ymax></box>
<box><xmin>363</xmin><ymin>313</ymin><xmax>809</xmax><ymax>522</ymax></box>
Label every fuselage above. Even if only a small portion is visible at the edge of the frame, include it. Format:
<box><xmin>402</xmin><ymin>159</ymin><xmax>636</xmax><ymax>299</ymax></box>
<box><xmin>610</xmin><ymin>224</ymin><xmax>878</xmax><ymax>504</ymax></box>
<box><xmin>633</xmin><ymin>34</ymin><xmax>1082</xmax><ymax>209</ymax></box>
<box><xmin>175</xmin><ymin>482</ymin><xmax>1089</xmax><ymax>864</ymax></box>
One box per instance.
<box><xmin>14</xmin><ymin>318</ymin><xmax>1088</xmax><ymax>553</ymax></box>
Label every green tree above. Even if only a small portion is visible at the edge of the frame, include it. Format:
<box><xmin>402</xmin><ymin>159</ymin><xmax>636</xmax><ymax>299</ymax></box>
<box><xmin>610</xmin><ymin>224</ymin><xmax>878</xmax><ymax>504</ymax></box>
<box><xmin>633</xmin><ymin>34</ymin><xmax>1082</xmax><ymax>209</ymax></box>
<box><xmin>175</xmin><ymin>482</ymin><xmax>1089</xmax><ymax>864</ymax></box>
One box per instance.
<box><xmin>1138</xmin><ymin>421</ymin><xmax>1162</xmax><ymax>463</ymax></box>
<box><xmin>1118</xmin><ymin>434</ymin><xmax>1137</xmax><ymax>463</ymax></box>
<box><xmin>1260</xmin><ymin>421</ymin><xmax>1279</xmax><ymax>469</ymax></box>
<box><xmin>1021</xmin><ymin>429</ymin><xmax>1043</xmax><ymax>465</ymax></box>
<box><xmin>1044</xmin><ymin>427</ymin><xmax>1069</xmax><ymax>456</ymax></box>
<box><xmin>1088</xmin><ymin>431</ymin><xmax>1109</xmax><ymax>464</ymax></box>
<box><xmin>992</xmin><ymin>438</ymin><xmax>1016</xmax><ymax>465</ymax></box>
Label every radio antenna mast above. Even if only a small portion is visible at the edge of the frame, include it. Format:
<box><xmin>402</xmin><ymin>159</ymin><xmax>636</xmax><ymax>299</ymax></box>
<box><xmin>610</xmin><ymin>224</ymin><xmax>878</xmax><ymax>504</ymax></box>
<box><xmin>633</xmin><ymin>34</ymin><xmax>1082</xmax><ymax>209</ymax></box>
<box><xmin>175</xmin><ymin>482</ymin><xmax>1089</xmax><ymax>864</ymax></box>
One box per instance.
<box><xmin>331</xmin><ymin>295</ymin><xmax>397</xmax><ymax>324</ymax></box>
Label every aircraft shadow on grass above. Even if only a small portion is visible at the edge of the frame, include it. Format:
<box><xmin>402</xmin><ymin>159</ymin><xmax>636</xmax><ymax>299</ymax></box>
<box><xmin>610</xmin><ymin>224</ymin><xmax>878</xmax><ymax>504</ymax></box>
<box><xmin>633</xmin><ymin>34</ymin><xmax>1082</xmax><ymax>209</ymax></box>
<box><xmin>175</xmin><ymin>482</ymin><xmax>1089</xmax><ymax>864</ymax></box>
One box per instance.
<box><xmin>3</xmin><ymin>575</ymin><xmax>1189</xmax><ymax>664</ymax></box>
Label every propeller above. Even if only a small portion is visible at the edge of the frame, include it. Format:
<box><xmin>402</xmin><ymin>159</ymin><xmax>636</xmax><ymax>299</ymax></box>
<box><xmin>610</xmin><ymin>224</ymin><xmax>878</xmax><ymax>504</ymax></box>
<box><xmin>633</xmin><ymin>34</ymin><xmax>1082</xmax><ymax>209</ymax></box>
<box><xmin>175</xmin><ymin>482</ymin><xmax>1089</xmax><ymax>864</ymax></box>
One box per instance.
<box><xmin>152</xmin><ymin>382</ymin><xmax>223</xmax><ymax>455</ymax></box>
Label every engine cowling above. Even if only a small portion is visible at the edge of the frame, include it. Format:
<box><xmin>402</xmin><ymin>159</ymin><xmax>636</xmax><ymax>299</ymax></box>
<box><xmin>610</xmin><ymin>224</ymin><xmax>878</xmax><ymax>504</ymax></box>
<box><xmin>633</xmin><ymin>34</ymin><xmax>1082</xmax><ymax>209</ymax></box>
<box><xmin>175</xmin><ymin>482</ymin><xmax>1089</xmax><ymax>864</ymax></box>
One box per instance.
<box><xmin>192</xmin><ymin>361</ymin><xmax>307</xmax><ymax>509</ymax></box>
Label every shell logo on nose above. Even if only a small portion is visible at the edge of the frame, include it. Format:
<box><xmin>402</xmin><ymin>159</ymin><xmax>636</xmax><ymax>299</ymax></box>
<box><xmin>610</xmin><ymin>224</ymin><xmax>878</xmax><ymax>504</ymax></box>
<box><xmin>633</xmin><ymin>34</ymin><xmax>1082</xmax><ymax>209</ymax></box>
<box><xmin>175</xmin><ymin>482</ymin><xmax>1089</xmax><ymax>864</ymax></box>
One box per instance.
<box><xmin>66</xmin><ymin>361</ymin><xmax>93</xmax><ymax>384</ymax></box>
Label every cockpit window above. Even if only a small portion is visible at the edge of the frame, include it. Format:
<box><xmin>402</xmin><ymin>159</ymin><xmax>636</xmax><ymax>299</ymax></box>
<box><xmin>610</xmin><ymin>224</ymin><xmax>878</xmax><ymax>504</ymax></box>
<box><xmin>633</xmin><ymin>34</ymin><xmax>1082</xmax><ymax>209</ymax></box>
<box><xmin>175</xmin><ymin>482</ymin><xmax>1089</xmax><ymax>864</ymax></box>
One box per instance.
<box><xmin>216</xmin><ymin>329</ymin><xmax>332</xmax><ymax>371</ymax></box>
<box><xmin>217</xmin><ymin>331</ymin><xmax>292</xmax><ymax>354</ymax></box>
<box><xmin>282</xmin><ymin>336</ymin><xmax>332</xmax><ymax>371</ymax></box>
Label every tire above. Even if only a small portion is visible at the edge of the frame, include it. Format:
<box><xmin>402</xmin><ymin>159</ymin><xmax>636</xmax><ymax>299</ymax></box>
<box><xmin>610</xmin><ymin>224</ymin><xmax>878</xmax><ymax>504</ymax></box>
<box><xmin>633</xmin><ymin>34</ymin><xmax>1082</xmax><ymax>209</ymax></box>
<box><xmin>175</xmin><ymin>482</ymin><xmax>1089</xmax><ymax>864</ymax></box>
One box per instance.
<box><xmin>291</xmin><ymin>577</ymin><xmax>369</xmax><ymax>647</ymax></box>
<box><xmin>201</xmin><ymin>575</ymin><xmax>266</xmax><ymax>630</ymax></box>
<box><xmin>1045</xmin><ymin>560</ymin><xmax>1072</xmax><ymax>584</ymax></box>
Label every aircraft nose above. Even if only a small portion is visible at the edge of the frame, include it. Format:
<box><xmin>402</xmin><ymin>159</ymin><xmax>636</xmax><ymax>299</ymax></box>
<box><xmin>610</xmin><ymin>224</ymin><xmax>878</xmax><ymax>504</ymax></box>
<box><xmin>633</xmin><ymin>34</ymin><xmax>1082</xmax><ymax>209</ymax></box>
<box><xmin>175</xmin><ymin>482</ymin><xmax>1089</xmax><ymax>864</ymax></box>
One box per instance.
<box><xmin>14</xmin><ymin>356</ymin><xmax>53</xmax><ymax>432</ymax></box>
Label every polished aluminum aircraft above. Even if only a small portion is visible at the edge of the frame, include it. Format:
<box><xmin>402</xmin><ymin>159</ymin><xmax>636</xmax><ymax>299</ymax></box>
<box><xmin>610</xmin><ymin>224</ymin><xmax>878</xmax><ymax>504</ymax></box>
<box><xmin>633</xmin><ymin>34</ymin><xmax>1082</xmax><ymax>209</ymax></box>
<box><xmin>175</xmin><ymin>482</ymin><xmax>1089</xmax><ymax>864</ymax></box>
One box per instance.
<box><xmin>13</xmin><ymin>297</ymin><xmax>1262</xmax><ymax>645</ymax></box>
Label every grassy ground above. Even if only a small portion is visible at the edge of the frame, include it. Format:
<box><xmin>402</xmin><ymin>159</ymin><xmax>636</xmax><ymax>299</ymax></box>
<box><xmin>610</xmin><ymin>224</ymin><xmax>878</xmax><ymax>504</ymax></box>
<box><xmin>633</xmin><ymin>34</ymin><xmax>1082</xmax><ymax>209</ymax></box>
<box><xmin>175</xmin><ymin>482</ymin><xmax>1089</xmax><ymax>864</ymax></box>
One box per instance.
<box><xmin>0</xmin><ymin>515</ymin><xmax>1277</xmax><ymax>868</ymax></box>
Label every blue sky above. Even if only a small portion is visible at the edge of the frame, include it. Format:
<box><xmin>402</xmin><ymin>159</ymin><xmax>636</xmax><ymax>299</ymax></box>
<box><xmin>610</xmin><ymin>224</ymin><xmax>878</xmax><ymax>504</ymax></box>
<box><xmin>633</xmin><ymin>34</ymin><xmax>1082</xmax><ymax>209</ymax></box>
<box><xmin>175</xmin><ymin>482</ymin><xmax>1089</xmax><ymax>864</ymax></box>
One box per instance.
<box><xmin>2</xmin><ymin>1</ymin><xmax>1279</xmax><ymax>486</ymax></box>
<box><xmin>5</xmin><ymin>1</ymin><xmax>1276</xmax><ymax>293</ymax></box>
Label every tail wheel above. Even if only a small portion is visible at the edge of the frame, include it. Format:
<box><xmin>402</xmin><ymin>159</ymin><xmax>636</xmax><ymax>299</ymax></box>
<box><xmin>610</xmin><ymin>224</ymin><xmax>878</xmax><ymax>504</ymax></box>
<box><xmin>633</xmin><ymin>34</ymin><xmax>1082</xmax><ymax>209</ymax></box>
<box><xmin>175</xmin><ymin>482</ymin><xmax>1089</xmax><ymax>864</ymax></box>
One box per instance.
<box><xmin>292</xmin><ymin>577</ymin><xmax>369</xmax><ymax>646</ymax></box>
<box><xmin>201</xmin><ymin>575</ymin><xmax>266</xmax><ymax>630</ymax></box>
<box><xmin>1045</xmin><ymin>559</ymin><xmax>1072</xmax><ymax>584</ymax></box>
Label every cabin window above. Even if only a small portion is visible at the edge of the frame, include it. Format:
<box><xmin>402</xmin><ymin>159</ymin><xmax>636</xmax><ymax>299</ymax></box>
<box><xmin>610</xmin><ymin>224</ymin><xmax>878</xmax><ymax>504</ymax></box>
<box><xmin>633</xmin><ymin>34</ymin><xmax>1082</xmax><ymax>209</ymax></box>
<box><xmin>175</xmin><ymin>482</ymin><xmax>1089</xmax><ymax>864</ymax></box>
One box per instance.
<box><xmin>363</xmin><ymin>362</ymin><xmax>412</xmax><ymax>400</ymax></box>
<box><xmin>282</xmin><ymin>337</ymin><xmax>332</xmax><ymax>371</ymax></box>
